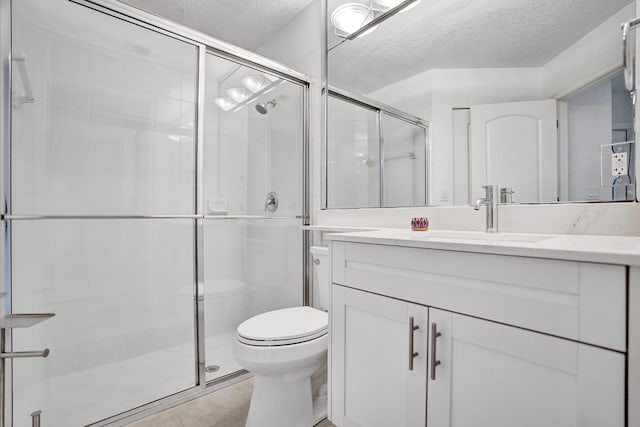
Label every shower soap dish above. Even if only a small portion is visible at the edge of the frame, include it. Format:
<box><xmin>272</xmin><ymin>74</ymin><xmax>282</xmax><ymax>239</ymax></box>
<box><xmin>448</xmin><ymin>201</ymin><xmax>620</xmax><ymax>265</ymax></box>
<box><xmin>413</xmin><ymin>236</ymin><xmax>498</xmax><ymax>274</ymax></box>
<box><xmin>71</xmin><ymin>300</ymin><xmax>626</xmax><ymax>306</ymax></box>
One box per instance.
<box><xmin>411</xmin><ymin>217</ymin><xmax>429</xmax><ymax>231</ymax></box>
<box><xmin>0</xmin><ymin>313</ymin><xmax>55</xmax><ymax>328</ymax></box>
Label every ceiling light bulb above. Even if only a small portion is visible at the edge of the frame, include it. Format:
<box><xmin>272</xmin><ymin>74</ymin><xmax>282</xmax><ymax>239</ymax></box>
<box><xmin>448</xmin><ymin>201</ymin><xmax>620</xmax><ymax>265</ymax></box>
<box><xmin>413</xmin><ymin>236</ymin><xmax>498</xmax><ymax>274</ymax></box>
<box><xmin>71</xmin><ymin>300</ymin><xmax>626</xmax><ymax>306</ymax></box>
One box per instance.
<box><xmin>226</xmin><ymin>87</ymin><xmax>251</xmax><ymax>103</ymax></box>
<box><xmin>214</xmin><ymin>97</ymin><xmax>237</xmax><ymax>111</ymax></box>
<box><xmin>331</xmin><ymin>3</ymin><xmax>375</xmax><ymax>38</ymax></box>
<box><xmin>241</xmin><ymin>75</ymin><xmax>269</xmax><ymax>93</ymax></box>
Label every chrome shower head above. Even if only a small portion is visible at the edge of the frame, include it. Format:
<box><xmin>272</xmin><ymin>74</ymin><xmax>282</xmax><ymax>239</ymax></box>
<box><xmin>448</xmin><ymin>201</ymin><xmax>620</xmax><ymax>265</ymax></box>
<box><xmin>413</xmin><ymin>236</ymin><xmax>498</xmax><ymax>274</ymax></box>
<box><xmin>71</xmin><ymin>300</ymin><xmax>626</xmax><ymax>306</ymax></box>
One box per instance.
<box><xmin>255</xmin><ymin>99</ymin><xmax>277</xmax><ymax>115</ymax></box>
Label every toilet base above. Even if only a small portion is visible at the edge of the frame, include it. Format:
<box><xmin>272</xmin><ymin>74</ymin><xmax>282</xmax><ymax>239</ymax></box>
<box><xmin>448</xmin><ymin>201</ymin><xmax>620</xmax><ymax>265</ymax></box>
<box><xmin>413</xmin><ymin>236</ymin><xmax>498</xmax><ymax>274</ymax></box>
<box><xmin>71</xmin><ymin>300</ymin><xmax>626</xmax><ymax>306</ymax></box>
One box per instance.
<box><xmin>246</xmin><ymin>375</ymin><xmax>314</xmax><ymax>427</ymax></box>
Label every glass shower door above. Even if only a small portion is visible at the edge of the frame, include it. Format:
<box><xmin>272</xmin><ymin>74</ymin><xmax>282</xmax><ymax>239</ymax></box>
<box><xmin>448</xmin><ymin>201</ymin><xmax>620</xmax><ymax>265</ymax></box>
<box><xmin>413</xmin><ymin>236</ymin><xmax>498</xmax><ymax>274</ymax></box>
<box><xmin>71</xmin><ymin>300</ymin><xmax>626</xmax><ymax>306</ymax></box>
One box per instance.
<box><xmin>381</xmin><ymin>113</ymin><xmax>427</xmax><ymax>207</ymax></box>
<box><xmin>8</xmin><ymin>0</ymin><xmax>199</xmax><ymax>425</ymax></box>
<box><xmin>202</xmin><ymin>53</ymin><xmax>305</xmax><ymax>381</ymax></box>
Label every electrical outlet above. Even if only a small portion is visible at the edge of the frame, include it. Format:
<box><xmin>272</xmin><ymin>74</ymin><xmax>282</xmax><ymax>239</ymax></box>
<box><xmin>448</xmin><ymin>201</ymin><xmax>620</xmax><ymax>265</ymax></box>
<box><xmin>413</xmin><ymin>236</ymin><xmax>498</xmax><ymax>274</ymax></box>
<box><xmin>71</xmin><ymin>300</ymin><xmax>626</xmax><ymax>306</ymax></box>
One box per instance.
<box><xmin>612</xmin><ymin>152</ymin><xmax>628</xmax><ymax>176</ymax></box>
<box><xmin>440</xmin><ymin>189</ymin><xmax>449</xmax><ymax>201</ymax></box>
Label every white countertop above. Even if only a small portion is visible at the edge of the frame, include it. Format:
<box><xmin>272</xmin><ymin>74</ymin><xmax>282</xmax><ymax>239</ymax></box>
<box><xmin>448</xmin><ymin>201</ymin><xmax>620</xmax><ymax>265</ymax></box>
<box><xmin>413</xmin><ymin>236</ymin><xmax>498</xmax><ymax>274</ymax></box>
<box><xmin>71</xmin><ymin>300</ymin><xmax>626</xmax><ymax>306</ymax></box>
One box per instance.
<box><xmin>325</xmin><ymin>228</ymin><xmax>640</xmax><ymax>266</ymax></box>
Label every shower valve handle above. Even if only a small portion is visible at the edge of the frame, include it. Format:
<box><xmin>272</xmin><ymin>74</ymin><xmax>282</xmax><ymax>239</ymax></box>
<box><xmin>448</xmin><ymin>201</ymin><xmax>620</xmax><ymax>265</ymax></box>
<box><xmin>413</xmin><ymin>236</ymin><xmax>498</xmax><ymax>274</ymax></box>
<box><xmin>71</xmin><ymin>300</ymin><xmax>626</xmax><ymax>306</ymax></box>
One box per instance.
<box><xmin>264</xmin><ymin>192</ymin><xmax>279</xmax><ymax>213</ymax></box>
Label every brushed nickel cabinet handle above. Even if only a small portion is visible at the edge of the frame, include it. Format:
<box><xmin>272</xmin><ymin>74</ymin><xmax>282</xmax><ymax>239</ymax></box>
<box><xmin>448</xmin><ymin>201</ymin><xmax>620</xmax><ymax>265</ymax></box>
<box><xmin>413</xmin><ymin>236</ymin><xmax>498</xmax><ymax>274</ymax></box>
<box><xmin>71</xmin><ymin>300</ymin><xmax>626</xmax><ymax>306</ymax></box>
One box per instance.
<box><xmin>430</xmin><ymin>322</ymin><xmax>442</xmax><ymax>380</ymax></box>
<box><xmin>408</xmin><ymin>316</ymin><xmax>419</xmax><ymax>371</ymax></box>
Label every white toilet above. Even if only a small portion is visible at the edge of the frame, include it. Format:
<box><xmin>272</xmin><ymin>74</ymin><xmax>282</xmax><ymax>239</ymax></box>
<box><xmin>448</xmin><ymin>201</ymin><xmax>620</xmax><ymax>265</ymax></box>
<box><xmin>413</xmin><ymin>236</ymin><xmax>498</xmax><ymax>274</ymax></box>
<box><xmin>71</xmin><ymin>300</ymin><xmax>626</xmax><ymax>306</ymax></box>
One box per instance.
<box><xmin>234</xmin><ymin>246</ymin><xmax>330</xmax><ymax>427</ymax></box>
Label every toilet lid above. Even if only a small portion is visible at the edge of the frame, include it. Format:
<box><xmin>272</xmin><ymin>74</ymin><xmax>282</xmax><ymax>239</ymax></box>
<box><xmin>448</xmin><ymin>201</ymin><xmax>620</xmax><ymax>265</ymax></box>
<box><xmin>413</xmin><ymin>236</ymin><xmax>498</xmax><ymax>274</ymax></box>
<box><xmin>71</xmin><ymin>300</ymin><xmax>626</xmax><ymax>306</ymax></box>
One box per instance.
<box><xmin>237</xmin><ymin>306</ymin><xmax>328</xmax><ymax>346</ymax></box>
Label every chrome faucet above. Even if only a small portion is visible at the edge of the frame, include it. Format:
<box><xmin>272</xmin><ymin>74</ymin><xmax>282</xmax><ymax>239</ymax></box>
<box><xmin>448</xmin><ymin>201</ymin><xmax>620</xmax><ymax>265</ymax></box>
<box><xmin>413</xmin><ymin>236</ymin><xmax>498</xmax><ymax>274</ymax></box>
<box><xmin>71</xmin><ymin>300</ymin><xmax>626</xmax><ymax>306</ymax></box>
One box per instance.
<box><xmin>474</xmin><ymin>185</ymin><xmax>498</xmax><ymax>233</ymax></box>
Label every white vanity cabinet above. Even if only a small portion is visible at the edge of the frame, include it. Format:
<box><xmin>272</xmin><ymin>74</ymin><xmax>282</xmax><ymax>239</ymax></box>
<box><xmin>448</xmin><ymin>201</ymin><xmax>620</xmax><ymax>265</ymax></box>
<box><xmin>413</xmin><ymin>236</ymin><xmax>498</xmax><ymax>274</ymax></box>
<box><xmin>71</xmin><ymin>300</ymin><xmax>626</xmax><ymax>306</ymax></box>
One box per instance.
<box><xmin>427</xmin><ymin>309</ymin><xmax>624</xmax><ymax>427</ymax></box>
<box><xmin>328</xmin><ymin>239</ymin><xmax>628</xmax><ymax>427</ymax></box>
<box><xmin>331</xmin><ymin>285</ymin><xmax>428</xmax><ymax>427</ymax></box>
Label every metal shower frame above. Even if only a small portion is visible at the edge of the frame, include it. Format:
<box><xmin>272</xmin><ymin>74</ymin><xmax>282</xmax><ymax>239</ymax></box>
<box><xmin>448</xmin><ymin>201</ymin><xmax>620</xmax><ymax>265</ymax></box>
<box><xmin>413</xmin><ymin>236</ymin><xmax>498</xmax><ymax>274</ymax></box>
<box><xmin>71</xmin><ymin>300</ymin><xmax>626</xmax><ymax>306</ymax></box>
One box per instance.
<box><xmin>0</xmin><ymin>0</ymin><xmax>312</xmax><ymax>425</ymax></box>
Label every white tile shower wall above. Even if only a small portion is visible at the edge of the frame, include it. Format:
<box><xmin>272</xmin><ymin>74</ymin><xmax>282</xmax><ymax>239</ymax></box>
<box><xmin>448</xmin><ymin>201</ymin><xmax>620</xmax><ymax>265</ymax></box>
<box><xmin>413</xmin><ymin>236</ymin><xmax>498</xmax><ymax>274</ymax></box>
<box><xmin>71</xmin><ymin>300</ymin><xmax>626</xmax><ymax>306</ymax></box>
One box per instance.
<box><xmin>11</xmin><ymin>220</ymin><xmax>196</xmax><ymax>424</ymax></box>
<box><xmin>247</xmin><ymin>84</ymin><xmax>304</xmax><ymax>216</ymax></box>
<box><xmin>254</xmin><ymin>0</ymin><xmax>324</xmax><ymax>219</ymax></box>
<box><xmin>12</xmin><ymin>2</ymin><xmax>197</xmax><ymax>215</ymax></box>
<box><xmin>203</xmin><ymin>77</ymin><xmax>249</xmax><ymax>215</ymax></box>
<box><xmin>202</xmin><ymin>220</ymin><xmax>303</xmax><ymax>336</ymax></box>
<box><xmin>203</xmin><ymin>221</ymin><xmax>248</xmax><ymax>337</ymax></box>
<box><xmin>245</xmin><ymin>220</ymin><xmax>303</xmax><ymax>314</ymax></box>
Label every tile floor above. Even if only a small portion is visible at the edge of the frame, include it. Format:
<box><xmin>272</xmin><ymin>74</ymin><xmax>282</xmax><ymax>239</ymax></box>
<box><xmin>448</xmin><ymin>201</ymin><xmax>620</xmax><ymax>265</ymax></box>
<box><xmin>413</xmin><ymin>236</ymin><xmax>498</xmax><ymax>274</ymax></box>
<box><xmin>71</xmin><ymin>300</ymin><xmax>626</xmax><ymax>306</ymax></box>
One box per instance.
<box><xmin>128</xmin><ymin>378</ymin><xmax>335</xmax><ymax>427</ymax></box>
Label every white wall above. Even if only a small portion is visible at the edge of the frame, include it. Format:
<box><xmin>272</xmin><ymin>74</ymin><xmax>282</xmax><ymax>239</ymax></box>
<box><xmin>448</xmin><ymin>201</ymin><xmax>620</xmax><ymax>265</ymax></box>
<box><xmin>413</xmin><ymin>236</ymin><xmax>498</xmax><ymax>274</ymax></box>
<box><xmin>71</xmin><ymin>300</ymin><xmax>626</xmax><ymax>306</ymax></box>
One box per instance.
<box><xmin>543</xmin><ymin>3</ymin><xmax>635</xmax><ymax>99</ymax></box>
<box><xmin>566</xmin><ymin>78</ymin><xmax>612</xmax><ymax>201</ymax></box>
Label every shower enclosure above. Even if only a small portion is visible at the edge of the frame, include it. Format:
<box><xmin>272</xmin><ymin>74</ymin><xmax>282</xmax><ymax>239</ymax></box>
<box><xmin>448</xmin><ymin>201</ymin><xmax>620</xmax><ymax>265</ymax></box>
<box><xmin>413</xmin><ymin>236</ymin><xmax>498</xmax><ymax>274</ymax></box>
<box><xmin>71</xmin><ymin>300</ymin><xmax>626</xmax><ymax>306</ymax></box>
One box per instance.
<box><xmin>1</xmin><ymin>0</ymin><xmax>309</xmax><ymax>425</ymax></box>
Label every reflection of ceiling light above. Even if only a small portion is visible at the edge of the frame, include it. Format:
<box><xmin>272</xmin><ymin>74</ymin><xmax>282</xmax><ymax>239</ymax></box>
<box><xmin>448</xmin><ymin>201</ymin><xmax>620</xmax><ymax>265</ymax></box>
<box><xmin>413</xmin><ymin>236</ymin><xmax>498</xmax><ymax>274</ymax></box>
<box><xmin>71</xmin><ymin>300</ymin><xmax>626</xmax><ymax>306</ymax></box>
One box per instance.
<box><xmin>371</xmin><ymin>0</ymin><xmax>420</xmax><ymax>12</ymax></box>
<box><xmin>214</xmin><ymin>97</ymin><xmax>237</xmax><ymax>111</ymax></box>
<box><xmin>331</xmin><ymin>3</ymin><xmax>375</xmax><ymax>38</ymax></box>
<box><xmin>226</xmin><ymin>87</ymin><xmax>251</xmax><ymax>103</ymax></box>
<box><xmin>241</xmin><ymin>75</ymin><xmax>269</xmax><ymax>93</ymax></box>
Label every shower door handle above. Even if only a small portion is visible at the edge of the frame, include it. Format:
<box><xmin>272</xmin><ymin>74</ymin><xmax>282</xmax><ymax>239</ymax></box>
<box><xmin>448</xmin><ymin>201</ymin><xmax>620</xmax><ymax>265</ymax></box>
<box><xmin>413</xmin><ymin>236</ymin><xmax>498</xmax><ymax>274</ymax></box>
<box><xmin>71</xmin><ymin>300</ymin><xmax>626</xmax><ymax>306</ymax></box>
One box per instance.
<box><xmin>0</xmin><ymin>349</ymin><xmax>49</xmax><ymax>359</ymax></box>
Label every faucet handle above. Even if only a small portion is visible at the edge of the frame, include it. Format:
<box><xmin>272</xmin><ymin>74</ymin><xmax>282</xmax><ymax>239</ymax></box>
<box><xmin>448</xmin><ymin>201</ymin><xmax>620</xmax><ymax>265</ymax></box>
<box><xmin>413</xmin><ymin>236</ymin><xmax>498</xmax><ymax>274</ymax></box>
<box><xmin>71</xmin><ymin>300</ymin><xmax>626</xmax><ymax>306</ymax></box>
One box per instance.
<box><xmin>481</xmin><ymin>184</ymin><xmax>497</xmax><ymax>199</ymax></box>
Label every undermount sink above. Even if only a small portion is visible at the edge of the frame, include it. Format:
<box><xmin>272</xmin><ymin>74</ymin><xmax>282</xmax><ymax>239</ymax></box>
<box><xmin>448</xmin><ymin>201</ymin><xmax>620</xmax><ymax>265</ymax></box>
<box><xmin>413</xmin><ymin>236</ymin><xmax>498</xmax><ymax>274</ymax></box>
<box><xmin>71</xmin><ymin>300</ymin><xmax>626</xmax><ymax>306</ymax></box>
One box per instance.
<box><xmin>414</xmin><ymin>230</ymin><xmax>551</xmax><ymax>243</ymax></box>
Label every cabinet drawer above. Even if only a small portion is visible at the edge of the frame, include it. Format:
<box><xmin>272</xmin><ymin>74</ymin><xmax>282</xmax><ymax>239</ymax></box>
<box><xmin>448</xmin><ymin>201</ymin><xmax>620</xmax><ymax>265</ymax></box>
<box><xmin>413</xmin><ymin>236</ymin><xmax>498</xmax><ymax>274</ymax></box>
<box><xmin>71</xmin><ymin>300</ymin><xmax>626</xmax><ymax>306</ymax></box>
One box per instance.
<box><xmin>331</xmin><ymin>242</ymin><xmax>626</xmax><ymax>351</ymax></box>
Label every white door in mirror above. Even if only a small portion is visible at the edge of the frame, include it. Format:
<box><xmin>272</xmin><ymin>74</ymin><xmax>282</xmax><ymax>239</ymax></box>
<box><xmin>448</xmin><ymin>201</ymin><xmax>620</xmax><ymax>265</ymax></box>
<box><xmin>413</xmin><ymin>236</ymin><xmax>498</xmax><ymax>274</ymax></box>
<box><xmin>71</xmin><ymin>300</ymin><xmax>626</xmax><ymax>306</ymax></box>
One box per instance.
<box><xmin>470</xmin><ymin>100</ymin><xmax>558</xmax><ymax>204</ymax></box>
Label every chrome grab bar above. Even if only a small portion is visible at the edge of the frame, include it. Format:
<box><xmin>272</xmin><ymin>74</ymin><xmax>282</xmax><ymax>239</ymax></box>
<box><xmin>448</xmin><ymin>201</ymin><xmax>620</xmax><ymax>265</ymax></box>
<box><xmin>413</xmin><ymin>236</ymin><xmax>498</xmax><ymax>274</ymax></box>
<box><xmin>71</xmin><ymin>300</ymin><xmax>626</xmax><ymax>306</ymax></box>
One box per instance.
<box><xmin>0</xmin><ymin>349</ymin><xmax>49</xmax><ymax>359</ymax></box>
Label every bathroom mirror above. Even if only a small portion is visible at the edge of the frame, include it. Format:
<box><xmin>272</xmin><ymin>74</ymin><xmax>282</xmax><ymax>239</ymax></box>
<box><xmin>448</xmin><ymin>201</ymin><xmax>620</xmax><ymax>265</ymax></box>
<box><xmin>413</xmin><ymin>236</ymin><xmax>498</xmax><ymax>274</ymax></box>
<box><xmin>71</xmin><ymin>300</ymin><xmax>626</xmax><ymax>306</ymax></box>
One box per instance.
<box><xmin>325</xmin><ymin>0</ymin><xmax>637</xmax><ymax>208</ymax></box>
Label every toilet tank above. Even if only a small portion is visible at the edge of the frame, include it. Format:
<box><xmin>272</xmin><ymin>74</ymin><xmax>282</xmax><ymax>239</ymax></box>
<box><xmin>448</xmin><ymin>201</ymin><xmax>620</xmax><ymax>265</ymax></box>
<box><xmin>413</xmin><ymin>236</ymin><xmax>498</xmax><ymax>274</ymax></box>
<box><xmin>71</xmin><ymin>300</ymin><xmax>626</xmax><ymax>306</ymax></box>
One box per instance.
<box><xmin>310</xmin><ymin>246</ymin><xmax>329</xmax><ymax>310</ymax></box>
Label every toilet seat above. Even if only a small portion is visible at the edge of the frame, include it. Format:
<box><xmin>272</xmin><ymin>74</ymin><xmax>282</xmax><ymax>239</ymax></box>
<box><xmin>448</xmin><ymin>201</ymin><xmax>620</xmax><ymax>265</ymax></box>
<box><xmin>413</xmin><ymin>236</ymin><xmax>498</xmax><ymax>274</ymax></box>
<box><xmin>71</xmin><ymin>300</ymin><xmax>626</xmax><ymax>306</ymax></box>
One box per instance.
<box><xmin>237</xmin><ymin>306</ymin><xmax>328</xmax><ymax>346</ymax></box>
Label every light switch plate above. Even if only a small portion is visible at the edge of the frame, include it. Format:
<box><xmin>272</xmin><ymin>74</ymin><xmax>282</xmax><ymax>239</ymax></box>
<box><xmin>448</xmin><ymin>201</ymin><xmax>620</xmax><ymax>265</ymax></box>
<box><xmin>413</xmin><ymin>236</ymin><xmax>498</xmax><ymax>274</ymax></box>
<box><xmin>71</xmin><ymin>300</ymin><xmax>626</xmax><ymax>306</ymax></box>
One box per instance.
<box><xmin>612</xmin><ymin>152</ymin><xmax>628</xmax><ymax>176</ymax></box>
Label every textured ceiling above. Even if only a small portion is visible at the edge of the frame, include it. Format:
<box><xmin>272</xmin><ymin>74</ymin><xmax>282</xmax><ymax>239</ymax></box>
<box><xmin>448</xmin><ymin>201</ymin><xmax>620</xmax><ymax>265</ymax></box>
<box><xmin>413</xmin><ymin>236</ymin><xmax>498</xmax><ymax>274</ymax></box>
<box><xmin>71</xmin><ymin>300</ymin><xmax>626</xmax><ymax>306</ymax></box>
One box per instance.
<box><xmin>328</xmin><ymin>0</ymin><xmax>633</xmax><ymax>93</ymax></box>
<box><xmin>119</xmin><ymin>0</ymin><xmax>315</xmax><ymax>51</ymax></box>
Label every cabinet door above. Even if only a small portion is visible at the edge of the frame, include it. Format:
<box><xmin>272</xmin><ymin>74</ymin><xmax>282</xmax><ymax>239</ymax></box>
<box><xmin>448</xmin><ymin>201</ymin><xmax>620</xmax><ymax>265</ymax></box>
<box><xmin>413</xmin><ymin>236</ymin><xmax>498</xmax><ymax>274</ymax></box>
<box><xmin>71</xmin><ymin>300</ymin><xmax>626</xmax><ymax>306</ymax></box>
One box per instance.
<box><xmin>427</xmin><ymin>309</ymin><xmax>625</xmax><ymax>427</ymax></box>
<box><xmin>331</xmin><ymin>285</ymin><xmax>428</xmax><ymax>427</ymax></box>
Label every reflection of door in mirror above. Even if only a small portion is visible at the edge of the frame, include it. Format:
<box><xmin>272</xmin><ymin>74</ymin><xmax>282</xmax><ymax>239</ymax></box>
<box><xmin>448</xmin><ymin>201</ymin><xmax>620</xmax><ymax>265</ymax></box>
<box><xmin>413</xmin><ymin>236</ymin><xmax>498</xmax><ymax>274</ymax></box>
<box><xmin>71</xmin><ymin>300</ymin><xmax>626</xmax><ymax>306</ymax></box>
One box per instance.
<box><xmin>468</xmin><ymin>100</ymin><xmax>558</xmax><ymax>205</ymax></box>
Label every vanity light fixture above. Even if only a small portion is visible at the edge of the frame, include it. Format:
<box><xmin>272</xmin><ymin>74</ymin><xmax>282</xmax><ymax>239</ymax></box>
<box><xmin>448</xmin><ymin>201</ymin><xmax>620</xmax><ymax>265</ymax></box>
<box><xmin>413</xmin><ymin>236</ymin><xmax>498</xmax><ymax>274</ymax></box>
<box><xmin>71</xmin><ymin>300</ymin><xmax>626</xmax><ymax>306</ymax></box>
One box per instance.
<box><xmin>214</xmin><ymin>97</ymin><xmax>237</xmax><ymax>111</ymax></box>
<box><xmin>331</xmin><ymin>3</ymin><xmax>377</xmax><ymax>38</ymax></box>
<box><xmin>330</xmin><ymin>0</ymin><xmax>420</xmax><ymax>39</ymax></box>
<box><xmin>226</xmin><ymin>87</ymin><xmax>252</xmax><ymax>103</ymax></box>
